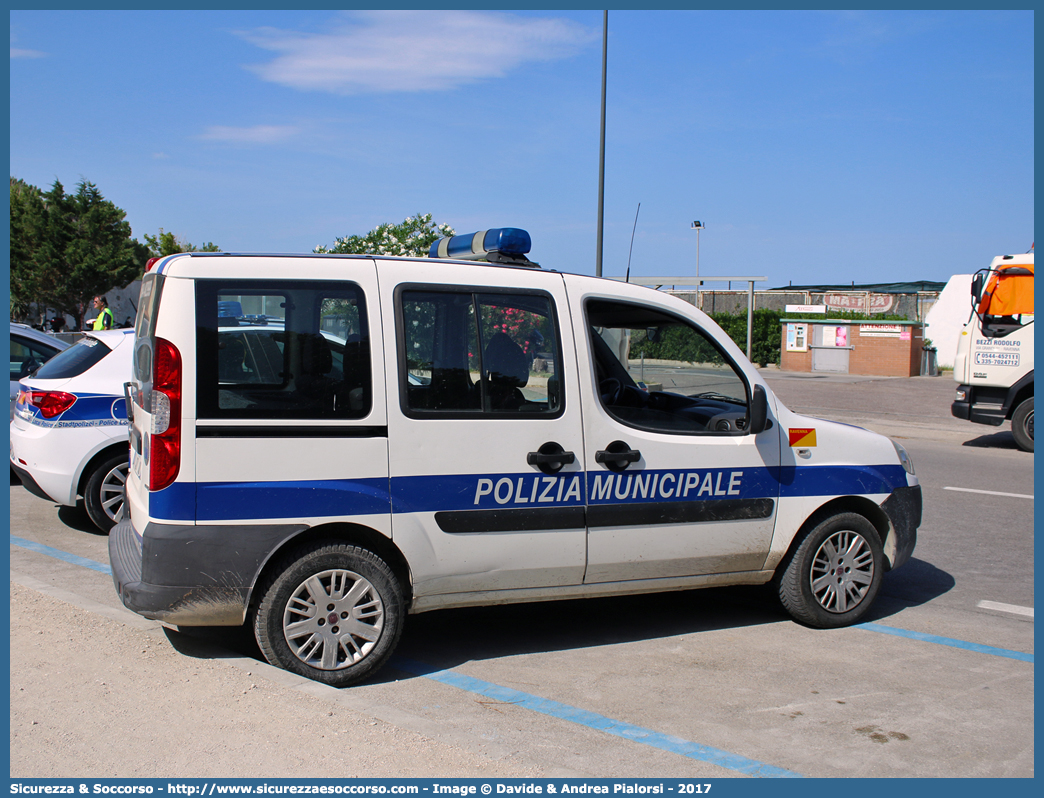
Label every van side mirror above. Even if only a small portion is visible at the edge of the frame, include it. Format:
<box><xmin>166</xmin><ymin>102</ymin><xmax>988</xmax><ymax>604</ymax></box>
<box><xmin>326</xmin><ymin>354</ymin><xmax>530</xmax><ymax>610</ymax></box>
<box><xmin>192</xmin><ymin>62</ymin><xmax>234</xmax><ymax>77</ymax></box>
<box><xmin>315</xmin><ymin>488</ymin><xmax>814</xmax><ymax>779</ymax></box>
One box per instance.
<box><xmin>970</xmin><ymin>273</ymin><xmax>984</xmax><ymax>306</ymax></box>
<box><xmin>748</xmin><ymin>384</ymin><xmax>768</xmax><ymax>435</ymax></box>
<box><xmin>646</xmin><ymin>327</ymin><xmax>661</xmax><ymax>343</ymax></box>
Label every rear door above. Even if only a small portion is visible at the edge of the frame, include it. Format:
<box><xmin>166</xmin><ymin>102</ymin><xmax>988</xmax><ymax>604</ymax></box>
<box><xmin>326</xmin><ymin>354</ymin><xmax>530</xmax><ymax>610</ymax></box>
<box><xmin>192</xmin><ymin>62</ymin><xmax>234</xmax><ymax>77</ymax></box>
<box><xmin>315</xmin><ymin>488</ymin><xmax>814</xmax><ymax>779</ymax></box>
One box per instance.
<box><xmin>190</xmin><ymin>268</ymin><xmax>389</xmax><ymax>532</ymax></box>
<box><xmin>382</xmin><ymin>262</ymin><xmax>587</xmax><ymax>600</ymax></box>
<box><xmin>566</xmin><ymin>279</ymin><xmax>782</xmax><ymax>583</ymax></box>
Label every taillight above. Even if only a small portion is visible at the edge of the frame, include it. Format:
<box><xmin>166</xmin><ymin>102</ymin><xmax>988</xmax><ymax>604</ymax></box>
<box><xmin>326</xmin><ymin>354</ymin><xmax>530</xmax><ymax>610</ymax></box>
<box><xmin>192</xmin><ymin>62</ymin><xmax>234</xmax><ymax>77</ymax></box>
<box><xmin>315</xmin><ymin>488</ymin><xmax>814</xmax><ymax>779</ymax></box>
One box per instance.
<box><xmin>145</xmin><ymin>257</ymin><xmax>160</xmax><ymax>272</ymax></box>
<box><xmin>26</xmin><ymin>390</ymin><xmax>77</xmax><ymax>419</ymax></box>
<box><xmin>149</xmin><ymin>338</ymin><xmax>182</xmax><ymax>491</ymax></box>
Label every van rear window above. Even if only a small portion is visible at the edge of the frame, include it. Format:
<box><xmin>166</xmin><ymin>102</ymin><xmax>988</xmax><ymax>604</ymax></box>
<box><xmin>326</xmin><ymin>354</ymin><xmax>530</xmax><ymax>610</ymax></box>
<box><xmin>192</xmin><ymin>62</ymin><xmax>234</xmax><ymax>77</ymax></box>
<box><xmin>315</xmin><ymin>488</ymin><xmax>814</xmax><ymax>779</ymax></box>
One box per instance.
<box><xmin>195</xmin><ymin>280</ymin><xmax>371</xmax><ymax>420</ymax></box>
<box><xmin>135</xmin><ymin>273</ymin><xmax>164</xmax><ymax>340</ymax></box>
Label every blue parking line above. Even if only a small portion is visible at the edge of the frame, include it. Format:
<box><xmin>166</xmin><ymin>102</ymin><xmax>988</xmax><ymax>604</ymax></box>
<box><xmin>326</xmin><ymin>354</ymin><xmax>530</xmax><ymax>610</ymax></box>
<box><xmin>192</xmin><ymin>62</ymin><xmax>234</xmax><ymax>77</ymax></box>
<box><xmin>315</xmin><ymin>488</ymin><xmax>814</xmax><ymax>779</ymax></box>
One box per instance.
<box><xmin>391</xmin><ymin>657</ymin><xmax>803</xmax><ymax>778</ymax></box>
<box><xmin>10</xmin><ymin>535</ymin><xmax>112</xmax><ymax>575</ymax></box>
<box><xmin>858</xmin><ymin>622</ymin><xmax>1034</xmax><ymax>663</ymax></box>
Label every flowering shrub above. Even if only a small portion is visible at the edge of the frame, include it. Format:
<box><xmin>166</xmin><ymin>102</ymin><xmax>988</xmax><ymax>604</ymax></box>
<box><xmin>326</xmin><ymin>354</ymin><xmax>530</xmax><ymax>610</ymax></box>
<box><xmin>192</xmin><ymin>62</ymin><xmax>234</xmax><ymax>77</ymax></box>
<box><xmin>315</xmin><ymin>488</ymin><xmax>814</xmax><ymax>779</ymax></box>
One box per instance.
<box><xmin>314</xmin><ymin>213</ymin><xmax>455</xmax><ymax>258</ymax></box>
<box><xmin>482</xmin><ymin>306</ymin><xmax>546</xmax><ymax>354</ymax></box>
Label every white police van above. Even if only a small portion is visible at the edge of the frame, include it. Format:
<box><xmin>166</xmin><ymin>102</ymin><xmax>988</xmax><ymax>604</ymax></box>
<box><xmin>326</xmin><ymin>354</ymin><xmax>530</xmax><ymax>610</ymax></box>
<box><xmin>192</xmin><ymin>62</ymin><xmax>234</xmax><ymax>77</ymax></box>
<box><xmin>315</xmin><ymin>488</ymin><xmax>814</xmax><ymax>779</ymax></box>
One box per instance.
<box><xmin>110</xmin><ymin>229</ymin><xmax>921</xmax><ymax>687</ymax></box>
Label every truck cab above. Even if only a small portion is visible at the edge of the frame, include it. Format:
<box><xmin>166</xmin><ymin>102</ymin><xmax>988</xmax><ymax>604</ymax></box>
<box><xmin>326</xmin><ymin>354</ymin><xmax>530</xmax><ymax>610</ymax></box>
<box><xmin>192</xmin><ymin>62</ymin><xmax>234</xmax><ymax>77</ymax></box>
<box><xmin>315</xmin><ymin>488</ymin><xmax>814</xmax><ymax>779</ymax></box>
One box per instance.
<box><xmin>952</xmin><ymin>254</ymin><xmax>1034</xmax><ymax>451</ymax></box>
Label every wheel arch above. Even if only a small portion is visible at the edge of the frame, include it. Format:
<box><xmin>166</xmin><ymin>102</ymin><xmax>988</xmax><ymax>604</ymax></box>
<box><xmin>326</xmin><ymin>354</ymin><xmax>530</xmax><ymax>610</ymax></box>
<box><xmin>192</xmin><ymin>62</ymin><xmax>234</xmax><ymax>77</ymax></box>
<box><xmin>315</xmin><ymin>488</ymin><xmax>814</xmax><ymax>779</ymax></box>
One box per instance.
<box><xmin>246</xmin><ymin>522</ymin><xmax>413</xmax><ymax>617</ymax></box>
<box><xmin>76</xmin><ymin>440</ymin><xmax>130</xmax><ymax>498</ymax></box>
<box><xmin>775</xmin><ymin>495</ymin><xmax>895</xmax><ymax>578</ymax></box>
<box><xmin>1005</xmin><ymin>371</ymin><xmax>1034</xmax><ymax>419</ymax></box>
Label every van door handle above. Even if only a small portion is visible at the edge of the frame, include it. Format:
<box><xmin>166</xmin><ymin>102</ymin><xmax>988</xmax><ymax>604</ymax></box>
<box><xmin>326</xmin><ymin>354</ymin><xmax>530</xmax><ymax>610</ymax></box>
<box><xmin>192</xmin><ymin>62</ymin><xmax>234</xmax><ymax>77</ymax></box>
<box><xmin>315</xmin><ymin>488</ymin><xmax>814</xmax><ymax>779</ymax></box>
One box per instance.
<box><xmin>527</xmin><ymin>442</ymin><xmax>576</xmax><ymax>475</ymax></box>
<box><xmin>595</xmin><ymin>440</ymin><xmax>641</xmax><ymax>472</ymax></box>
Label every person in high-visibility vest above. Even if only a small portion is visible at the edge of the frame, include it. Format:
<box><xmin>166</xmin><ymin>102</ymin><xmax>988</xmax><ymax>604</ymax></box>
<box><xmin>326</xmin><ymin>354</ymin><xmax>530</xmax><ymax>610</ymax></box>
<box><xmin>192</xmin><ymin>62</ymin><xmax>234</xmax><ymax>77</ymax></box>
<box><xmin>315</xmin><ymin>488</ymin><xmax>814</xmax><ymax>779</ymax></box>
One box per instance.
<box><xmin>90</xmin><ymin>296</ymin><xmax>114</xmax><ymax>331</ymax></box>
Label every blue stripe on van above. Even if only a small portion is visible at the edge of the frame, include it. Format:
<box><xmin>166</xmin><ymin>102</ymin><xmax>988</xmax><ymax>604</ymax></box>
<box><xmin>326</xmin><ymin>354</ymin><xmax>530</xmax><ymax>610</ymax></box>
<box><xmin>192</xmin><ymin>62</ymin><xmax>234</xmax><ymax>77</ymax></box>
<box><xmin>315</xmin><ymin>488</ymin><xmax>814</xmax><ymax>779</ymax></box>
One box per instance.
<box><xmin>146</xmin><ymin>463</ymin><xmax>908</xmax><ymax>523</ymax></box>
<box><xmin>148</xmin><ymin>478</ymin><xmax>392</xmax><ymax>522</ymax></box>
<box><xmin>777</xmin><ymin>463</ymin><xmax>908</xmax><ymax>498</ymax></box>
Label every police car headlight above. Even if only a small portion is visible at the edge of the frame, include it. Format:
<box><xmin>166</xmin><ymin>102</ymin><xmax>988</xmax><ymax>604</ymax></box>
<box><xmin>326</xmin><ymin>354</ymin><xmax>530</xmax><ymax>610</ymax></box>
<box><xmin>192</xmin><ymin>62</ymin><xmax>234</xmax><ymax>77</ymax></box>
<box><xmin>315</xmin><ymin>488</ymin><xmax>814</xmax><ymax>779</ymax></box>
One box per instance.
<box><xmin>892</xmin><ymin>439</ymin><xmax>915</xmax><ymax>475</ymax></box>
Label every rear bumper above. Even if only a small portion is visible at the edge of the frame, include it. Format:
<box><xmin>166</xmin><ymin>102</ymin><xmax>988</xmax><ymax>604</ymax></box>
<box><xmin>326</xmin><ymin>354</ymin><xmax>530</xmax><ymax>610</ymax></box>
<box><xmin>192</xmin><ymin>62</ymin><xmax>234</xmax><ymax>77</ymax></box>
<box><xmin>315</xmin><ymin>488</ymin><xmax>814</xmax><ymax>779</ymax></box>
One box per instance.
<box><xmin>880</xmin><ymin>484</ymin><xmax>921</xmax><ymax>570</ymax></box>
<box><xmin>109</xmin><ymin>518</ymin><xmax>249</xmax><ymax>625</ymax></box>
<box><xmin>109</xmin><ymin>517</ymin><xmax>307</xmax><ymax>626</ymax></box>
<box><xmin>10</xmin><ymin>460</ymin><xmax>58</xmax><ymax>503</ymax></box>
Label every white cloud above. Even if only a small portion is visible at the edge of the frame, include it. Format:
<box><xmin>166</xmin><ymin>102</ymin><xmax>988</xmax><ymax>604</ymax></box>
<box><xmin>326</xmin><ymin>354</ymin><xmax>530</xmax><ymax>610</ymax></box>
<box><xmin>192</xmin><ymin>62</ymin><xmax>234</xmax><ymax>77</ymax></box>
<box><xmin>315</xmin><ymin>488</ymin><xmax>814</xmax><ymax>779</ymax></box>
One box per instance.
<box><xmin>198</xmin><ymin>125</ymin><xmax>301</xmax><ymax>144</ymax></box>
<box><xmin>11</xmin><ymin>48</ymin><xmax>46</xmax><ymax>59</ymax></box>
<box><xmin>237</xmin><ymin>10</ymin><xmax>598</xmax><ymax>95</ymax></box>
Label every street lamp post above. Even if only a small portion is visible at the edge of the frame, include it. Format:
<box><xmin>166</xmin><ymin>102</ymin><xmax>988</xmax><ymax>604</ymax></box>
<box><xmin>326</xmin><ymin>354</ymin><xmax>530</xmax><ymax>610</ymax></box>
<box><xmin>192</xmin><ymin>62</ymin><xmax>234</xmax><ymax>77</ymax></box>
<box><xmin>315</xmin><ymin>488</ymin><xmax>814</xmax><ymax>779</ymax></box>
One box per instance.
<box><xmin>691</xmin><ymin>221</ymin><xmax>704</xmax><ymax>307</ymax></box>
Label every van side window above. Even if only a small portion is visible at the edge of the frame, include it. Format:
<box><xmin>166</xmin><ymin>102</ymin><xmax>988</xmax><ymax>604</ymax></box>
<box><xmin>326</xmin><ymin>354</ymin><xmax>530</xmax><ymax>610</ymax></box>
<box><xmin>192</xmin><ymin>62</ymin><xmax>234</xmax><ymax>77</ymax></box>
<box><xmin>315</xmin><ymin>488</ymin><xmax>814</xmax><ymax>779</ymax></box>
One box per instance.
<box><xmin>399</xmin><ymin>289</ymin><xmax>562</xmax><ymax>416</ymax></box>
<box><xmin>586</xmin><ymin>299</ymin><xmax>754</xmax><ymax>435</ymax></box>
<box><xmin>196</xmin><ymin>281</ymin><xmax>371</xmax><ymax>420</ymax></box>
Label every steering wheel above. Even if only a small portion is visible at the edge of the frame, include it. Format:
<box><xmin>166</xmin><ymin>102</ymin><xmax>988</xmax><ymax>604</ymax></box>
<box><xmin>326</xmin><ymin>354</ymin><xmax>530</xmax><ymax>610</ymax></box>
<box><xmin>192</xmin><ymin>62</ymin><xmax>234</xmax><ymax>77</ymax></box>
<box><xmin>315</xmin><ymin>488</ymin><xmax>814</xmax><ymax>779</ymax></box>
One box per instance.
<box><xmin>599</xmin><ymin>377</ymin><xmax>623</xmax><ymax>406</ymax></box>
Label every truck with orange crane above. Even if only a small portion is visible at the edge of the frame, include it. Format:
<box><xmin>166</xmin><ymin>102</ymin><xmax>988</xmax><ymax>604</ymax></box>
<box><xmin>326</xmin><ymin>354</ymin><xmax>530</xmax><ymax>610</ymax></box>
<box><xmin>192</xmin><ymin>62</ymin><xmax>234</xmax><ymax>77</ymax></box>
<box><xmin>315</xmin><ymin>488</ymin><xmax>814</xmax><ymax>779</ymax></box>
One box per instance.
<box><xmin>951</xmin><ymin>252</ymin><xmax>1034</xmax><ymax>451</ymax></box>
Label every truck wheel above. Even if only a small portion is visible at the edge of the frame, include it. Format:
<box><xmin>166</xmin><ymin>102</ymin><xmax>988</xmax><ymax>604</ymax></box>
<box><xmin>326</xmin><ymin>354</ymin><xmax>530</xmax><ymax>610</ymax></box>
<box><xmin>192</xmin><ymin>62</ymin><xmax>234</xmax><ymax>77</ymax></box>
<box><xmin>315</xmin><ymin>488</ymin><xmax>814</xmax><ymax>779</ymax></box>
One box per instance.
<box><xmin>84</xmin><ymin>452</ymin><xmax>129</xmax><ymax>533</ymax></box>
<box><xmin>778</xmin><ymin>513</ymin><xmax>884</xmax><ymax>629</ymax></box>
<box><xmin>1011</xmin><ymin>397</ymin><xmax>1033</xmax><ymax>452</ymax></box>
<box><xmin>253</xmin><ymin>543</ymin><xmax>404</xmax><ymax>687</ymax></box>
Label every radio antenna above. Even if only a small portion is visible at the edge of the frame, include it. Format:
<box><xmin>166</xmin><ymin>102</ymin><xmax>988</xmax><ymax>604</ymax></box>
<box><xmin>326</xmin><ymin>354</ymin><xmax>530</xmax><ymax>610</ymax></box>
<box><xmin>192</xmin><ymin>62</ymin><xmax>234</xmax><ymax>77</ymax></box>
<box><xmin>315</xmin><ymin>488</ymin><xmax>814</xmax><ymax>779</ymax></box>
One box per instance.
<box><xmin>625</xmin><ymin>202</ymin><xmax>641</xmax><ymax>283</ymax></box>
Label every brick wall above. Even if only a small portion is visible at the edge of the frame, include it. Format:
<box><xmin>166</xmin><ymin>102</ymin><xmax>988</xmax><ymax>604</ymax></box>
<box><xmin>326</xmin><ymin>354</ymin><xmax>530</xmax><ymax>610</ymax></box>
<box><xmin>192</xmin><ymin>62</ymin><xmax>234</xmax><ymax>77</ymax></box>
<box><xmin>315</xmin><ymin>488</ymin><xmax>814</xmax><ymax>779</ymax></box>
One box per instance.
<box><xmin>780</xmin><ymin>322</ymin><xmax>924</xmax><ymax>376</ymax></box>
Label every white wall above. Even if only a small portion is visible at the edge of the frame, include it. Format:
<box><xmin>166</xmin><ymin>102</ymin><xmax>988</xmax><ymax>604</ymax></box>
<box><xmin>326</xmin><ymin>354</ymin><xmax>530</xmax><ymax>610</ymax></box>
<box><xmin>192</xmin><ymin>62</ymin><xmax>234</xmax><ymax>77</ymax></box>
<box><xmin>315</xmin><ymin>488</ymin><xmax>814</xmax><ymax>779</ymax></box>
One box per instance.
<box><xmin>923</xmin><ymin>275</ymin><xmax>973</xmax><ymax>369</ymax></box>
<box><xmin>104</xmin><ymin>280</ymin><xmax>141</xmax><ymax>328</ymax></box>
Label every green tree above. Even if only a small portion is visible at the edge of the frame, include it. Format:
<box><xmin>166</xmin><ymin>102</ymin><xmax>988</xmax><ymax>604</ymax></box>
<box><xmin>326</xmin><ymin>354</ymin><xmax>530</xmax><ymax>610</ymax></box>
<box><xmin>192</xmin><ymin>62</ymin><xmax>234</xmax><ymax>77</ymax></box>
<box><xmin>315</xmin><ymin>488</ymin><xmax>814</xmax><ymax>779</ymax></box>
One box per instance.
<box><xmin>315</xmin><ymin>213</ymin><xmax>455</xmax><ymax>257</ymax></box>
<box><xmin>9</xmin><ymin>177</ymin><xmax>47</xmax><ymax>320</ymax></box>
<box><xmin>143</xmin><ymin>228</ymin><xmax>220</xmax><ymax>257</ymax></box>
<box><xmin>14</xmin><ymin>178</ymin><xmax>143</xmax><ymax>329</ymax></box>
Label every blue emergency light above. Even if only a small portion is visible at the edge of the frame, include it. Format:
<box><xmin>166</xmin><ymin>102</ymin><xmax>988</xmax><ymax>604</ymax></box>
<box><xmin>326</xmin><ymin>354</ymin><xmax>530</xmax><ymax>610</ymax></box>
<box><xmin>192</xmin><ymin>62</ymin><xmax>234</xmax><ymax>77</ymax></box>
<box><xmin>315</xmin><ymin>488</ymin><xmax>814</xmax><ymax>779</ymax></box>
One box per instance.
<box><xmin>429</xmin><ymin>228</ymin><xmax>533</xmax><ymax>264</ymax></box>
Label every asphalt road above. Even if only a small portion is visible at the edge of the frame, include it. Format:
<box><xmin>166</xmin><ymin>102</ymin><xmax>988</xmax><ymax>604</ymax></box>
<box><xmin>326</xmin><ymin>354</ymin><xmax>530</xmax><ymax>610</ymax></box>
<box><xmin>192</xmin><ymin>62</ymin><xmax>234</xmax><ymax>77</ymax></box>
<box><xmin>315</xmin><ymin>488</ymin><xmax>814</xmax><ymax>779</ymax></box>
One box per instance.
<box><xmin>8</xmin><ymin>372</ymin><xmax>1034</xmax><ymax>779</ymax></box>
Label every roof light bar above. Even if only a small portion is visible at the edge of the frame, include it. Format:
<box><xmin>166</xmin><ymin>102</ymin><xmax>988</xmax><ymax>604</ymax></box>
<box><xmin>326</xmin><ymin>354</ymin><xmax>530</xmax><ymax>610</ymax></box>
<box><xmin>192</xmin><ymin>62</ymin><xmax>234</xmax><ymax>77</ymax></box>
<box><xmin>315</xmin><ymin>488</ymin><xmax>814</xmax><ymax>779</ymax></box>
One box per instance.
<box><xmin>429</xmin><ymin>228</ymin><xmax>533</xmax><ymax>265</ymax></box>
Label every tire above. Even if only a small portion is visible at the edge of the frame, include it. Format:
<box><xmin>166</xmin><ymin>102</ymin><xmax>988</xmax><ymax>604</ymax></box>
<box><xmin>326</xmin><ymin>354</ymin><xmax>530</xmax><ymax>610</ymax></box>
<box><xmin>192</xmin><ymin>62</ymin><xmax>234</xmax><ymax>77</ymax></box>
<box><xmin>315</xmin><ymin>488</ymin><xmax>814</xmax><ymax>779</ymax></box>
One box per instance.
<box><xmin>253</xmin><ymin>543</ymin><xmax>404</xmax><ymax>687</ymax></box>
<box><xmin>83</xmin><ymin>452</ymin><xmax>129</xmax><ymax>533</ymax></box>
<box><xmin>778</xmin><ymin>513</ymin><xmax>884</xmax><ymax>629</ymax></box>
<box><xmin>1011</xmin><ymin>397</ymin><xmax>1034</xmax><ymax>453</ymax></box>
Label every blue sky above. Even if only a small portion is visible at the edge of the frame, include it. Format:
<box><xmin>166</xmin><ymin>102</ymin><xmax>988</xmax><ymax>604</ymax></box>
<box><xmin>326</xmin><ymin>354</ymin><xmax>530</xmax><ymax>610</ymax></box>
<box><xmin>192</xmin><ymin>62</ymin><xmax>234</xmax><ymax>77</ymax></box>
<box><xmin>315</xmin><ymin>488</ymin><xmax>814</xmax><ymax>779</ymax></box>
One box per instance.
<box><xmin>9</xmin><ymin>8</ymin><xmax>1034</xmax><ymax>289</ymax></box>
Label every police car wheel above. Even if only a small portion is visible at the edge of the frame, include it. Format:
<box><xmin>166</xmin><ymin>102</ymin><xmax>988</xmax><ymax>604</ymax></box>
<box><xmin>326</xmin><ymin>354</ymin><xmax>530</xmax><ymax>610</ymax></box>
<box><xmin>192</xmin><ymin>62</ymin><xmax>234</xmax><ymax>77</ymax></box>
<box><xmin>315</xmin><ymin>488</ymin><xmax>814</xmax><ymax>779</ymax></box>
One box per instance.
<box><xmin>83</xmin><ymin>452</ymin><xmax>129</xmax><ymax>533</ymax></box>
<box><xmin>777</xmin><ymin>513</ymin><xmax>883</xmax><ymax>629</ymax></box>
<box><xmin>1011</xmin><ymin>397</ymin><xmax>1033</xmax><ymax>452</ymax></box>
<box><xmin>253</xmin><ymin>543</ymin><xmax>404</xmax><ymax>687</ymax></box>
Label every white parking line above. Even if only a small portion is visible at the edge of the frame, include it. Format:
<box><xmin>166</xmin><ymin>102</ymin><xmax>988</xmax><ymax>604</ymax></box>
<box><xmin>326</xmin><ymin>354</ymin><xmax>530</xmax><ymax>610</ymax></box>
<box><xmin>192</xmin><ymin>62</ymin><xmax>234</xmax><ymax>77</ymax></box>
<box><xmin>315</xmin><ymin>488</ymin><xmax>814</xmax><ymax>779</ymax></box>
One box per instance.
<box><xmin>944</xmin><ymin>486</ymin><xmax>1033</xmax><ymax>500</ymax></box>
<box><xmin>978</xmin><ymin>601</ymin><xmax>1034</xmax><ymax>618</ymax></box>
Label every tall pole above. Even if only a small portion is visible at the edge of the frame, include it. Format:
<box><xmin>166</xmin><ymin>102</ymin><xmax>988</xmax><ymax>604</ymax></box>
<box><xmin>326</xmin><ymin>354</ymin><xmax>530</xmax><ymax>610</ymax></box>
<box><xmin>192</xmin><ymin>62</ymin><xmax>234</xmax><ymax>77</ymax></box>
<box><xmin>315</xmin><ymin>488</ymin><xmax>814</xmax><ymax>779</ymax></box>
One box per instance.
<box><xmin>596</xmin><ymin>10</ymin><xmax>607</xmax><ymax>277</ymax></box>
<box><xmin>691</xmin><ymin>220</ymin><xmax>704</xmax><ymax>308</ymax></box>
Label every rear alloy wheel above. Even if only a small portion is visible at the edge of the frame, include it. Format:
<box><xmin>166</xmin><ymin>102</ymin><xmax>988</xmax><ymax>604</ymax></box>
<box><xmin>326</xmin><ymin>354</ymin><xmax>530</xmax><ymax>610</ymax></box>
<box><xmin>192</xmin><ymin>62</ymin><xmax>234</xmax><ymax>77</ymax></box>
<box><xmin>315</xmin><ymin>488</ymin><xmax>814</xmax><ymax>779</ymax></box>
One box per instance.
<box><xmin>778</xmin><ymin>513</ymin><xmax>884</xmax><ymax>628</ymax></box>
<box><xmin>254</xmin><ymin>543</ymin><xmax>404</xmax><ymax>687</ymax></box>
<box><xmin>84</xmin><ymin>452</ymin><xmax>129</xmax><ymax>533</ymax></box>
<box><xmin>1011</xmin><ymin>397</ymin><xmax>1033</xmax><ymax>453</ymax></box>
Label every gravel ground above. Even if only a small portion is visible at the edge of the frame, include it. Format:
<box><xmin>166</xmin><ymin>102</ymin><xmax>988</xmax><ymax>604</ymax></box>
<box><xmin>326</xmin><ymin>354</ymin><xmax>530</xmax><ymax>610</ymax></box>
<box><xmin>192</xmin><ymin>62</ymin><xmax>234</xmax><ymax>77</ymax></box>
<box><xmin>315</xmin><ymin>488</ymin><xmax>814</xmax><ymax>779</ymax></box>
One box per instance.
<box><xmin>9</xmin><ymin>581</ymin><xmax>542</xmax><ymax>779</ymax></box>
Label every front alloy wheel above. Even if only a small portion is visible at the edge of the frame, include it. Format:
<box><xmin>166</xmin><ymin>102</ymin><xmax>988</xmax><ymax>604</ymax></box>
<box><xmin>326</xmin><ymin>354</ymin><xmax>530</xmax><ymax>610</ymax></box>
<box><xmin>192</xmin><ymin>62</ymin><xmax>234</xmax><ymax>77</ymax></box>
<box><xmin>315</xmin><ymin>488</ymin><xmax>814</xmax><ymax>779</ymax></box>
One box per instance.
<box><xmin>809</xmin><ymin>529</ymin><xmax>876</xmax><ymax>613</ymax></box>
<box><xmin>778</xmin><ymin>513</ymin><xmax>884</xmax><ymax>628</ymax></box>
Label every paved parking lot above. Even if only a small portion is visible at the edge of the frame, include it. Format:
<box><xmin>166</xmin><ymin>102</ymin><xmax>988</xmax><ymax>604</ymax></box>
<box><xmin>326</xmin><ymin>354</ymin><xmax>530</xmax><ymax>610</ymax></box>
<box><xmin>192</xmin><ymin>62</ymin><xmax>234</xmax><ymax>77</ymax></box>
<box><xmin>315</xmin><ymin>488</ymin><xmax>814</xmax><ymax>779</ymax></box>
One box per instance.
<box><xmin>8</xmin><ymin>373</ymin><xmax>1034</xmax><ymax>778</ymax></box>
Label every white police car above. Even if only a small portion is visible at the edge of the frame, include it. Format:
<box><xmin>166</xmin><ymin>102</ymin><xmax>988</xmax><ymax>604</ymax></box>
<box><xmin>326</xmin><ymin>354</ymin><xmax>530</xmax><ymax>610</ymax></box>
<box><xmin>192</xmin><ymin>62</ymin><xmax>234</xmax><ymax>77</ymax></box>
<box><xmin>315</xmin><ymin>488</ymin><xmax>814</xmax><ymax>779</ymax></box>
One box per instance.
<box><xmin>11</xmin><ymin>329</ymin><xmax>133</xmax><ymax>532</ymax></box>
<box><xmin>110</xmin><ymin>229</ymin><xmax>921</xmax><ymax>687</ymax></box>
<box><xmin>10</xmin><ymin>322</ymin><xmax>68</xmax><ymax>418</ymax></box>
